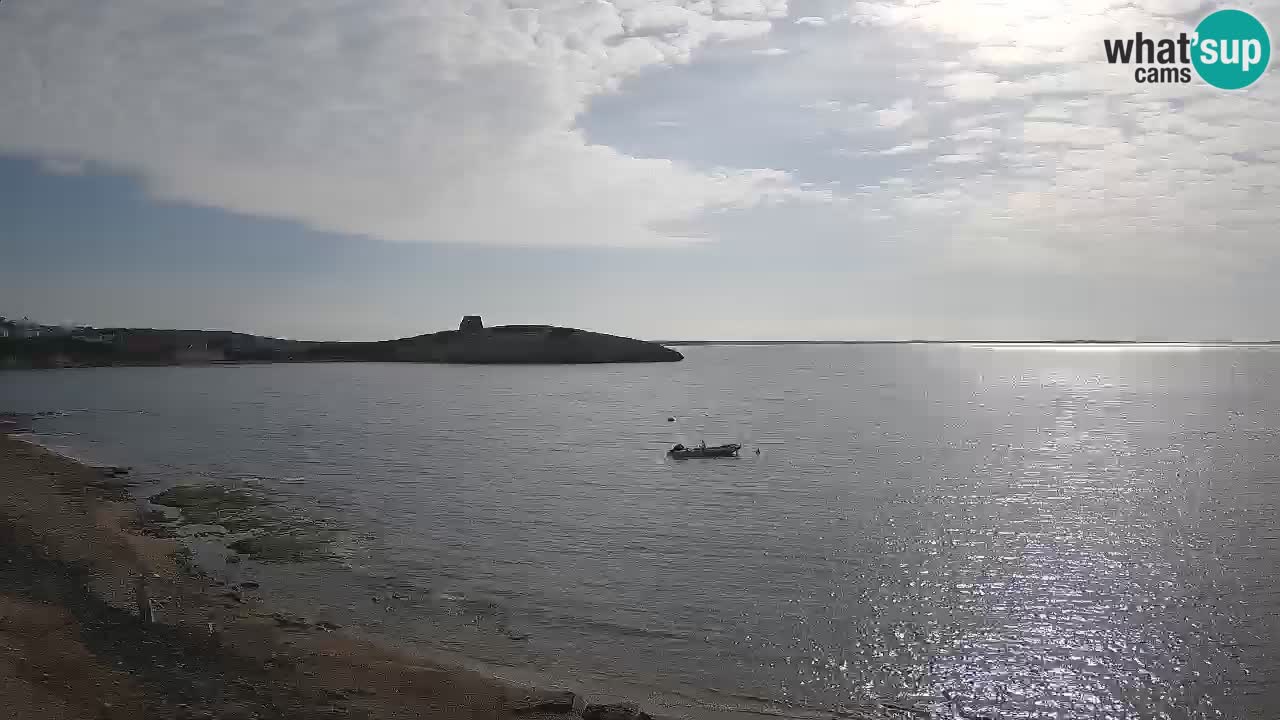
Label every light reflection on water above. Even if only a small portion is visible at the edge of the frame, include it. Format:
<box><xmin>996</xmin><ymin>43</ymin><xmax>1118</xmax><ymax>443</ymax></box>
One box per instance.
<box><xmin>2</xmin><ymin>345</ymin><xmax>1279</xmax><ymax>719</ymax></box>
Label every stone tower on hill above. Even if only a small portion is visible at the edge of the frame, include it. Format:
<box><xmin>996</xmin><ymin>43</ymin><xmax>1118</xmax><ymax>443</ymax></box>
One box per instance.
<box><xmin>459</xmin><ymin>316</ymin><xmax>483</xmax><ymax>333</ymax></box>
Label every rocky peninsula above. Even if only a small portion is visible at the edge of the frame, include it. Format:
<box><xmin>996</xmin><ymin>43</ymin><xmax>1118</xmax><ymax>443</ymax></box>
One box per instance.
<box><xmin>1</xmin><ymin>316</ymin><xmax>682</xmax><ymax>368</ymax></box>
<box><xmin>301</xmin><ymin>316</ymin><xmax>683</xmax><ymax>364</ymax></box>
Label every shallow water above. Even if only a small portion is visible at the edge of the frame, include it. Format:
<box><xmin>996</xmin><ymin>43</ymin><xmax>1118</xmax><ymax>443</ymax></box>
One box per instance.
<box><xmin>3</xmin><ymin>345</ymin><xmax>1279</xmax><ymax>718</ymax></box>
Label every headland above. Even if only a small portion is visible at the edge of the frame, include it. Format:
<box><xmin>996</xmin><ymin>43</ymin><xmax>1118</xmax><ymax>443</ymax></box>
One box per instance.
<box><xmin>0</xmin><ymin>315</ymin><xmax>682</xmax><ymax>368</ymax></box>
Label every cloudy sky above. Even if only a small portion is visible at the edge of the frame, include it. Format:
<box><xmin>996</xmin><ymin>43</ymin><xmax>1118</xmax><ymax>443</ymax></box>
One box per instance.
<box><xmin>2</xmin><ymin>0</ymin><xmax>1278</xmax><ymax>340</ymax></box>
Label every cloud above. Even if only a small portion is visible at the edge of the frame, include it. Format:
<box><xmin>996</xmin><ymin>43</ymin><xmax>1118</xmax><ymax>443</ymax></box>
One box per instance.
<box><xmin>7</xmin><ymin>0</ymin><xmax>1280</xmax><ymax>299</ymax></box>
<box><xmin>934</xmin><ymin>153</ymin><xmax>981</xmax><ymax>164</ymax></box>
<box><xmin>1138</xmin><ymin>0</ymin><xmax>1208</xmax><ymax>16</ymax></box>
<box><xmin>0</xmin><ymin>0</ymin><xmax>819</xmax><ymax>247</ymax></box>
<box><xmin>933</xmin><ymin>71</ymin><xmax>1011</xmax><ymax>101</ymax></box>
<box><xmin>798</xmin><ymin>0</ymin><xmax>1280</xmax><ymax>278</ymax></box>
<box><xmin>878</xmin><ymin>140</ymin><xmax>932</xmax><ymax>155</ymax></box>
<box><xmin>38</xmin><ymin>158</ymin><xmax>87</xmax><ymax>176</ymax></box>
<box><xmin>875</xmin><ymin>99</ymin><xmax>916</xmax><ymax>128</ymax></box>
<box><xmin>1022</xmin><ymin>121</ymin><xmax>1123</xmax><ymax>147</ymax></box>
<box><xmin>953</xmin><ymin>125</ymin><xmax>1000</xmax><ymax>141</ymax></box>
<box><xmin>752</xmin><ymin>47</ymin><xmax>791</xmax><ymax>56</ymax></box>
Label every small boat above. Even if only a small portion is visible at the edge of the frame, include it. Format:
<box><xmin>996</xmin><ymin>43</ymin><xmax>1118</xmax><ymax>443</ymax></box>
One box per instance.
<box><xmin>668</xmin><ymin>442</ymin><xmax>742</xmax><ymax>459</ymax></box>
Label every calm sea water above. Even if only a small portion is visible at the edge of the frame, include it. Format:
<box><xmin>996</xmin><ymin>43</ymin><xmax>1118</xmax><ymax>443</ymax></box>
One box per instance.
<box><xmin>3</xmin><ymin>346</ymin><xmax>1279</xmax><ymax>719</ymax></box>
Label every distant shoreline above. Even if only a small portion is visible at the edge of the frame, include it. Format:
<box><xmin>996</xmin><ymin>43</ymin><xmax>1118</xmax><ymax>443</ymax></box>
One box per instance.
<box><xmin>655</xmin><ymin>340</ymin><xmax>1280</xmax><ymax>346</ymax></box>
<box><xmin>1</xmin><ymin>317</ymin><xmax>682</xmax><ymax>368</ymax></box>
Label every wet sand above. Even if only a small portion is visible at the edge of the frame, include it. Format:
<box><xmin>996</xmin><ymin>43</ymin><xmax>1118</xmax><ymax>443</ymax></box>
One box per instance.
<box><xmin>0</xmin><ymin>433</ymin><xmax>617</xmax><ymax>720</ymax></box>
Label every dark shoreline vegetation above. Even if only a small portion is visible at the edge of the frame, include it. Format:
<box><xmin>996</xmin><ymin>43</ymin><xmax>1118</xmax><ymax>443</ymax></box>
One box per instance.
<box><xmin>0</xmin><ymin>316</ymin><xmax>683</xmax><ymax>369</ymax></box>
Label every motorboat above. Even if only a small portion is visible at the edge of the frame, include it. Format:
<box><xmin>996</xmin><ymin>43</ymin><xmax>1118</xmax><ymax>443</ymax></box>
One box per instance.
<box><xmin>668</xmin><ymin>442</ymin><xmax>742</xmax><ymax>459</ymax></box>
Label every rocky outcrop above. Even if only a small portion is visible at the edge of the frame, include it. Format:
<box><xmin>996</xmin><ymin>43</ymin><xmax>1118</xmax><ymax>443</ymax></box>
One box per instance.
<box><xmin>509</xmin><ymin>689</ymin><xmax>582</xmax><ymax>714</ymax></box>
<box><xmin>583</xmin><ymin>702</ymin><xmax>652</xmax><ymax>720</ymax></box>
<box><xmin>304</xmin><ymin>317</ymin><xmax>683</xmax><ymax>364</ymax></box>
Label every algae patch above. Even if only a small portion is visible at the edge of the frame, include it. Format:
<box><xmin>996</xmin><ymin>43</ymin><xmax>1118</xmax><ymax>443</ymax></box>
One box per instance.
<box><xmin>149</xmin><ymin>482</ymin><xmax>338</xmax><ymax>563</ymax></box>
<box><xmin>149</xmin><ymin>484</ymin><xmax>266</xmax><ymax>532</ymax></box>
<box><xmin>228</xmin><ymin>533</ymin><xmax>331</xmax><ymax>563</ymax></box>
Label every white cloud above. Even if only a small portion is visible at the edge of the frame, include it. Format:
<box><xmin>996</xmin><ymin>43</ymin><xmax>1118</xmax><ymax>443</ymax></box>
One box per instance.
<box><xmin>1022</xmin><ymin>121</ymin><xmax>1123</xmax><ymax>147</ymax></box>
<box><xmin>934</xmin><ymin>153</ymin><xmax>981</xmax><ymax>164</ymax></box>
<box><xmin>1025</xmin><ymin>104</ymin><xmax>1076</xmax><ymax>122</ymax></box>
<box><xmin>878</xmin><ymin>139</ymin><xmax>932</xmax><ymax>155</ymax></box>
<box><xmin>807</xmin><ymin>0</ymin><xmax>1280</xmax><ymax>278</ymax></box>
<box><xmin>7</xmin><ymin>0</ymin><xmax>1280</xmax><ymax>299</ymax></box>
<box><xmin>1138</xmin><ymin>0</ymin><xmax>1207</xmax><ymax>15</ymax></box>
<box><xmin>752</xmin><ymin>47</ymin><xmax>791</xmax><ymax>56</ymax></box>
<box><xmin>0</xmin><ymin>0</ymin><xmax>819</xmax><ymax>247</ymax></box>
<box><xmin>715</xmin><ymin>0</ymin><xmax>790</xmax><ymax>21</ymax></box>
<box><xmin>934</xmin><ymin>71</ymin><xmax>1010</xmax><ymax>101</ymax></box>
<box><xmin>953</xmin><ymin>125</ymin><xmax>1000</xmax><ymax>142</ymax></box>
<box><xmin>875</xmin><ymin>99</ymin><xmax>916</xmax><ymax>128</ymax></box>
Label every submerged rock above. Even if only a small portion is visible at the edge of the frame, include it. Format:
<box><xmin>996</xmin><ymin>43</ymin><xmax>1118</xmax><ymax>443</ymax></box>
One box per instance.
<box><xmin>271</xmin><ymin>612</ymin><xmax>311</xmax><ymax>629</ymax></box>
<box><xmin>152</xmin><ymin>482</ymin><xmax>338</xmax><ymax>563</ymax></box>
<box><xmin>149</xmin><ymin>484</ymin><xmax>266</xmax><ymax>531</ymax></box>
<box><xmin>582</xmin><ymin>703</ymin><xmax>652</xmax><ymax>720</ymax></box>
<box><xmin>95</xmin><ymin>465</ymin><xmax>132</xmax><ymax>477</ymax></box>
<box><xmin>228</xmin><ymin>533</ymin><xmax>329</xmax><ymax>563</ymax></box>
<box><xmin>511</xmin><ymin>689</ymin><xmax>580</xmax><ymax>715</ymax></box>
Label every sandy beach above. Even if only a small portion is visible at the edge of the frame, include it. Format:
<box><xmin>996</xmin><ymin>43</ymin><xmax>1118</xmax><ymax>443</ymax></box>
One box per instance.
<box><xmin>0</xmin><ymin>432</ymin><xmax>645</xmax><ymax>720</ymax></box>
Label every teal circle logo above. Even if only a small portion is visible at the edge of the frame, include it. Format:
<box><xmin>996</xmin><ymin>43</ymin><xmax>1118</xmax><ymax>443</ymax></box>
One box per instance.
<box><xmin>1193</xmin><ymin>9</ymin><xmax>1270</xmax><ymax>89</ymax></box>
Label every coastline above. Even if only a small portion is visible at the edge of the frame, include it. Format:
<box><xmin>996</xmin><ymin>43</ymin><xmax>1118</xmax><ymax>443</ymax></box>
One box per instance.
<box><xmin>0</xmin><ymin>432</ymin><xmax>660</xmax><ymax>720</ymax></box>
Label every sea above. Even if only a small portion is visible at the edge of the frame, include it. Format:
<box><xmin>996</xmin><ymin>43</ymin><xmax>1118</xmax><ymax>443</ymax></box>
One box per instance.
<box><xmin>3</xmin><ymin>344</ymin><xmax>1279</xmax><ymax>720</ymax></box>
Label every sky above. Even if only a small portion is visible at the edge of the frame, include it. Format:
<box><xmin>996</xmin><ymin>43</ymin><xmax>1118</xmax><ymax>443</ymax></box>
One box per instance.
<box><xmin>3</xmin><ymin>0</ymin><xmax>1280</xmax><ymax>341</ymax></box>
